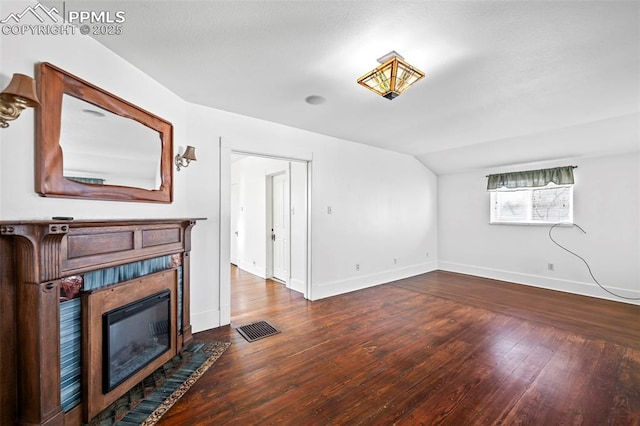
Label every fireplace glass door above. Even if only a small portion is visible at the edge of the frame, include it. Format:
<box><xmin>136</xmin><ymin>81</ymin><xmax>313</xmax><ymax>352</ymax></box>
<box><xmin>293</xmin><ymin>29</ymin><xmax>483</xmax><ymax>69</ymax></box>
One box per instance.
<box><xmin>102</xmin><ymin>290</ymin><xmax>171</xmax><ymax>393</ymax></box>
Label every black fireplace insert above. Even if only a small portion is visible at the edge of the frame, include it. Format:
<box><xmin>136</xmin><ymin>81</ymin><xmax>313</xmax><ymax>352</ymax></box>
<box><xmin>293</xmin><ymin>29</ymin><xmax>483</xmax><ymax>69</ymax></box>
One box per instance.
<box><xmin>102</xmin><ymin>290</ymin><xmax>171</xmax><ymax>393</ymax></box>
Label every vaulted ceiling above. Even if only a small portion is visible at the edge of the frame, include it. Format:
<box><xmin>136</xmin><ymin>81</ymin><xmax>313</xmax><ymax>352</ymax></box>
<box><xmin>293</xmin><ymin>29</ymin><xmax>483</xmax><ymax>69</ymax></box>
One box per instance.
<box><xmin>67</xmin><ymin>1</ymin><xmax>640</xmax><ymax>174</ymax></box>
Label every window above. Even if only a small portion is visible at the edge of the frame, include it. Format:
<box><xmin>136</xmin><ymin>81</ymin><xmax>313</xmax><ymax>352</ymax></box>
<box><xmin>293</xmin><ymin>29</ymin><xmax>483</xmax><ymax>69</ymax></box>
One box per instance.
<box><xmin>490</xmin><ymin>183</ymin><xmax>573</xmax><ymax>224</ymax></box>
<box><xmin>487</xmin><ymin>165</ymin><xmax>576</xmax><ymax>225</ymax></box>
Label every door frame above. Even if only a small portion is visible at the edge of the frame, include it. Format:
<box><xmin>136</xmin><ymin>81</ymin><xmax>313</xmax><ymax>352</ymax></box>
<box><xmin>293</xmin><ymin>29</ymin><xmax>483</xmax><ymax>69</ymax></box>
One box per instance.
<box><xmin>266</xmin><ymin>170</ymin><xmax>290</xmax><ymax>285</ymax></box>
<box><xmin>230</xmin><ymin>182</ymin><xmax>240</xmax><ymax>266</ymax></box>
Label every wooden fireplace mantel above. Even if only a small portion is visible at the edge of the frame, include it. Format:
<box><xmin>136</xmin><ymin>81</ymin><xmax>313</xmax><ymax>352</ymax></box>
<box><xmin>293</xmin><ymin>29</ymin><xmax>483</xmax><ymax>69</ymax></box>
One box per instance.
<box><xmin>0</xmin><ymin>218</ymin><xmax>202</xmax><ymax>426</ymax></box>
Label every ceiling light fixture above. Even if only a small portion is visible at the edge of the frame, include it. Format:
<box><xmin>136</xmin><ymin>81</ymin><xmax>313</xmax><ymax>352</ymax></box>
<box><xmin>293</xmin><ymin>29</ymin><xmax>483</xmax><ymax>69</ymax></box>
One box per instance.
<box><xmin>357</xmin><ymin>51</ymin><xmax>425</xmax><ymax>100</ymax></box>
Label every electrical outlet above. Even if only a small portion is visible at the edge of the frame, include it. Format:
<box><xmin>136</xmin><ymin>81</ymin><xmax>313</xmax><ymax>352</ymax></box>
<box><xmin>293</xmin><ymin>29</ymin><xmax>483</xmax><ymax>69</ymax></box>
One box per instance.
<box><xmin>547</xmin><ymin>262</ymin><xmax>554</xmax><ymax>271</ymax></box>
<box><xmin>327</xmin><ymin>206</ymin><xmax>332</xmax><ymax>214</ymax></box>
<box><xmin>355</xmin><ymin>264</ymin><xmax>360</xmax><ymax>271</ymax></box>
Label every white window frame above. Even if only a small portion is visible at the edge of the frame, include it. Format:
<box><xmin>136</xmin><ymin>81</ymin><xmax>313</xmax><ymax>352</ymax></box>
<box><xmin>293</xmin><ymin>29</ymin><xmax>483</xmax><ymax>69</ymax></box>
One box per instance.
<box><xmin>490</xmin><ymin>183</ymin><xmax>574</xmax><ymax>225</ymax></box>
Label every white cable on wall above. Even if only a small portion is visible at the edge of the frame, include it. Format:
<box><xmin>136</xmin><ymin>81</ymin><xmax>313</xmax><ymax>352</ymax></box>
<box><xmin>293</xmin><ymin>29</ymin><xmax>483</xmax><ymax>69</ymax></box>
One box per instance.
<box><xmin>549</xmin><ymin>223</ymin><xmax>640</xmax><ymax>300</ymax></box>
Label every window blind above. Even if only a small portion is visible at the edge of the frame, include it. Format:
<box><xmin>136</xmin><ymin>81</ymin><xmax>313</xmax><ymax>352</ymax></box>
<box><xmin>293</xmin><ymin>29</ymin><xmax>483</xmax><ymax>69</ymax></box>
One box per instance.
<box><xmin>487</xmin><ymin>166</ymin><xmax>576</xmax><ymax>191</ymax></box>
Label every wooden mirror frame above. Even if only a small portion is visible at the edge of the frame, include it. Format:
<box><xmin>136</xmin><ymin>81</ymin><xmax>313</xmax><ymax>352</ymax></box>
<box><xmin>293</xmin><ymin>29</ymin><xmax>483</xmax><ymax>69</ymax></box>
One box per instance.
<box><xmin>35</xmin><ymin>62</ymin><xmax>173</xmax><ymax>203</ymax></box>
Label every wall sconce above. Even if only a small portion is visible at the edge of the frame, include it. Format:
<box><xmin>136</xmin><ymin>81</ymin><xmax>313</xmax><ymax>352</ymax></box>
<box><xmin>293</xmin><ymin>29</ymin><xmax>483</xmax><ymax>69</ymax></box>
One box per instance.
<box><xmin>0</xmin><ymin>73</ymin><xmax>40</xmax><ymax>128</ymax></box>
<box><xmin>175</xmin><ymin>145</ymin><xmax>197</xmax><ymax>171</ymax></box>
<box><xmin>357</xmin><ymin>51</ymin><xmax>425</xmax><ymax>100</ymax></box>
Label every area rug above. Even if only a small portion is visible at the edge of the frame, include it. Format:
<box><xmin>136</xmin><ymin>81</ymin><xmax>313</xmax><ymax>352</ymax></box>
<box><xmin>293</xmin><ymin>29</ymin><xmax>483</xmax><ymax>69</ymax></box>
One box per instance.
<box><xmin>88</xmin><ymin>341</ymin><xmax>230</xmax><ymax>425</ymax></box>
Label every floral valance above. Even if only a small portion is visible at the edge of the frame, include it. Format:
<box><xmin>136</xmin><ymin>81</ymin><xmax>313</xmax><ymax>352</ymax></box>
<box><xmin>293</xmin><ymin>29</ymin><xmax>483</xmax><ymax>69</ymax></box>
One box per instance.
<box><xmin>487</xmin><ymin>166</ymin><xmax>576</xmax><ymax>190</ymax></box>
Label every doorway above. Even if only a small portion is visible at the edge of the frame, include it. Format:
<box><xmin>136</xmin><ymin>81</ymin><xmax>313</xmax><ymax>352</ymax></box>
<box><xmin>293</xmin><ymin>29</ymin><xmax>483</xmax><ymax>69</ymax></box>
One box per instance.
<box><xmin>227</xmin><ymin>153</ymin><xmax>309</xmax><ymax>308</ymax></box>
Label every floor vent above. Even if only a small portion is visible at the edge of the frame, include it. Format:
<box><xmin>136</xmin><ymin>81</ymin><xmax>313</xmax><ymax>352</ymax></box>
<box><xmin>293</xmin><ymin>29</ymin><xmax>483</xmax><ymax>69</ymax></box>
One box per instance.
<box><xmin>236</xmin><ymin>320</ymin><xmax>280</xmax><ymax>342</ymax></box>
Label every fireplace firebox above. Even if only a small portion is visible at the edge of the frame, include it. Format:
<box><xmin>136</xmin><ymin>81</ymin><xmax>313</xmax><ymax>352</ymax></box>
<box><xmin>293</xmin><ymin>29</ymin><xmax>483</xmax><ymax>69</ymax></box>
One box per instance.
<box><xmin>84</xmin><ymin>269</ymin><xmax>178</xmax><ymax>421</ymax></box>
<box><xmin>103</xmin><ymin>290</ymin><xmax>171</xmax><ymax>393</ymax></box>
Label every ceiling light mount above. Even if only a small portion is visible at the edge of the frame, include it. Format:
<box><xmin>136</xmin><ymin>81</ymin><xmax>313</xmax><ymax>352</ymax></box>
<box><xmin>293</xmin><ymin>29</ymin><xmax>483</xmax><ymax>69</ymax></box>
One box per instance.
<box><xmin>357</xmin><ymin>51</ymin><xmax>425</xmax><ymax>100</ymax></box>
<box><xmin>376</xmin><ymin>50</ymin><xmax>404</xmax><ymax>64</ymax></box>
<box><xmin>304</xmin><ymin>95</ymin><xmax>327</xmax><ymax>105</ymax></box>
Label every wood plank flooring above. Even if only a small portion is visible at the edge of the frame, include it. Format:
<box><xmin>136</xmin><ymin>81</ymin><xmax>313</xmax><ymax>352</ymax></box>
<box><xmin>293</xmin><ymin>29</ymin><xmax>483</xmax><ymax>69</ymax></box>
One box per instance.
<box><xmin>158</xmin><ymin>267</ymin><xmax>640</xmax><ymax>425</ymax></box>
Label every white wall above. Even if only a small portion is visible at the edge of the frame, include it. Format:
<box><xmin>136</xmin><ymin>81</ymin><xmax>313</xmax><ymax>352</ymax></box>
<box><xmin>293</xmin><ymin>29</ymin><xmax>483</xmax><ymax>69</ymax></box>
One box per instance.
<box><xmin>0</xmin><ymin>1</ymin><xmax>219</xmax><ymax>327</ymax></box>
<box><xmin>205</xmin><ymin>106</ymin><xmax>439</xmax><ymax>322</ymax></box>
<box><xmin>176</xmin><ymin>98</ymin><xmax>440</xmax><ymax>328</ymax></box>
<box><xmin>0</xmin><ymin>3</ymin><xmax>439</xmax><ymax>333</ymax></box>
<box><xmin>309</xmin><ymin>139</ymin><xmax>438</xmax><ymax>299</ymax></box>
<box><xmin>0</xmin><ymin>0</ymin><xmax>224</xmax><ymax>333</ymax></box>
<box><xmin>439</xmin><ymin>151</ymin><xmax>640</xmax><ymax>305</ymax></box>
<box><xmin>181</xmin><ymin>105</ymin><xmax>221</xmax><ymax>332</ymax></box>
<box><xmin>0</xmin><ymin>3</ymin><xmax>189</xmax><ymax>221</ymax></box>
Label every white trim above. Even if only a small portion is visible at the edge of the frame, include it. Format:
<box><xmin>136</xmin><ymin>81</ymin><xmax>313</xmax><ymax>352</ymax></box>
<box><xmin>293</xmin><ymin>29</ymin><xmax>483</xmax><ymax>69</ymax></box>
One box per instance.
<box><xmin>231</xmin><ymin>149</ymin><xmax>312</xmax><ymax>163</ymax></box>
<box><xmin>237</xmin><ymin>261</ymin><xmax>267</xmax><ymax>279</ymax></box>
<box><xmin>219</xmin><ymin>141</ymin><xmax>232</xmax><ymax>326</ymax></box>
<box><xmin>306</xmin><ymin>156</ymin><xmax>313</xmax><ymax>301</ymax></box>
<box><xmin>266</xmin><ymin>170</ymin><xmax>290</xmax><ymax>285</ymax></box>
<box><xmin>290</xmin><ymin>278</ymin><xmax>305</xmax><ymax>294</ymax></box>
<box><xmin>439</xmin><ymin>261</ymin><xmax>640</xmax><ymax>306</ymax></box>
<box><xmin>265</xmin><ymin>174</ymin><xmax>274</xmax><ymax>279</ymax></box>
<box><xmin>191</xmin><ymin>308</ymin><xmax>221</xmax><ymax>333</ymax></box>
<box><xmin>218</xmin><ymin>136</ymin><xmax>226</xmax><ymax>326</ymax></box>
<box><xmin>286</xmin><ymin>162</ymin><xmax>292</xmax><ymax>288</ymax></box>
<box><xmin>311</xmin><ymin>261</ymin><xmax>438</xmax><ymax>301</ymax></box>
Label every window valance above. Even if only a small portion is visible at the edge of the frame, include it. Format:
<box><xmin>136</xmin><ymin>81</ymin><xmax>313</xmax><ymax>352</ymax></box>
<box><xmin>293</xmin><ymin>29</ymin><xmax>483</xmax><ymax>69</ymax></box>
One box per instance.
<box><xmin>487</xmin><ymin>166</ymin><xmax>576</xmax><ymax>190</ymax></box>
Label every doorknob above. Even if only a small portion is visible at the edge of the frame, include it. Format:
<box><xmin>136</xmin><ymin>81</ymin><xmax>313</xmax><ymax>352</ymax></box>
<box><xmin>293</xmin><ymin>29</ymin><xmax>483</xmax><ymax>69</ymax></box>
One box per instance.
<box><xmin>271</xmin><ymin>233</ymin><xmax>276</xmax><ymax>241</ymax></box>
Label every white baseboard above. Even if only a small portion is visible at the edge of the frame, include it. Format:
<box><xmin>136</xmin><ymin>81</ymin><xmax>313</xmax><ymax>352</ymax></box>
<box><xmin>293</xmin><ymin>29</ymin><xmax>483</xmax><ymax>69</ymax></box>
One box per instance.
<box><xmin>289</xmin><ymin>278</ymin><xmax>305</xmax><ymax>294</ymax></box>
<box><xmin>237</xmin><ymin>261</ymin><xmax>266</xmax><ymax>279</ymax></box>
<box><xmin>191</xmin><ymin>308</ymin><xmax>221</xmax><ymax>333</ymax></box>
<box><xmin>311</xmin><ymin>261</ymin><xmax>438</xmax><ymax>301</ymax></box>
<box><xmin>438</xmin><ymin>261</ymin><xmax>640</xmax><ymax>306</ymax></box>
<box><xmin>219</xmin><ymin>303</ymin><xmax>231</xmax><ymax>326</ymax></box>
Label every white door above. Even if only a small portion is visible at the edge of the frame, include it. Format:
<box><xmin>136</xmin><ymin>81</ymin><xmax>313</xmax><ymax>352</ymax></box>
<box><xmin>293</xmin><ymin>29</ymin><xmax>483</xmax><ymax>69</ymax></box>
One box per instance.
<box><xmin>271</xmin><ymin>173</ymin><xmax>288</xmax><ymax>282</ymax></box>
<box><xmin>230</xmin><ymin>183</ymin><xmax>239</xmax><ymax>265</ymax></box>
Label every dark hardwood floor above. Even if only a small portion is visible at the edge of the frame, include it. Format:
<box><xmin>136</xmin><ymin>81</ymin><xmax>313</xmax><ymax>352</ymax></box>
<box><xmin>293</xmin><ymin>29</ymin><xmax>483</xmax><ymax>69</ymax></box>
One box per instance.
<box><xmin>159</xmin><ymin>266</ymin><xmax>640</xmax><ymax>425</ymax></box>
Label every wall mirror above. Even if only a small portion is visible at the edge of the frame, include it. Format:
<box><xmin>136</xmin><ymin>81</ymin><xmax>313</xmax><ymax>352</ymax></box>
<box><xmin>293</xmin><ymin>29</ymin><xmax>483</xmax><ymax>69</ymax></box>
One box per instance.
<box><xmin>36</xmin><ymin>62</ymin><xmax>173</xmax><ymax>203</ymax></box>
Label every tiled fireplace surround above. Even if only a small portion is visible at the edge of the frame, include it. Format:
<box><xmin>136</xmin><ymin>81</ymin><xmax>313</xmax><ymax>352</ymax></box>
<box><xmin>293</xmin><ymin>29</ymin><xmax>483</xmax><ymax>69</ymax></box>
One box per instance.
<box><xmin>0</xmin><ymin>219</ymin><xmax>200</xmax><ymax>425</ymax></box>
